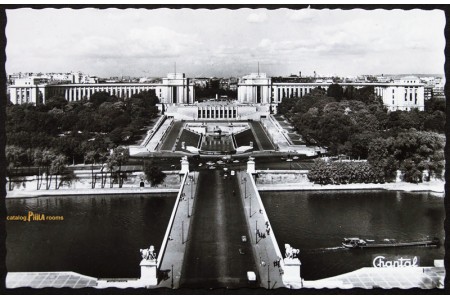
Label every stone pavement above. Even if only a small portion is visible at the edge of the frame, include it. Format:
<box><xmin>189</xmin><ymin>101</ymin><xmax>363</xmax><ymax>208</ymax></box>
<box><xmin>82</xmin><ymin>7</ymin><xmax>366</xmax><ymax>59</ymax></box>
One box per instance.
<box><xmin>6</xmin><ymin>272</ymin><xmax>98</xmax><ymax>289</ymax></box>
<box><xmin>237</xmin><ymin>171</ymin><xmax>286</xmax><ymax>289</ymax></box>
<box><xmin>303</xmin><ymin>264</ymin><xmax>445</xmax><ymax>289</ymax></box>
<box><xmin>6</xmin><ymin>186</ymin><xmax>179</xmax><ymax>199</ymax></box>
<box><xmin>157</xmin><ymin>171</ymin><xmax>198</xmax><ymax>289</ymax></box>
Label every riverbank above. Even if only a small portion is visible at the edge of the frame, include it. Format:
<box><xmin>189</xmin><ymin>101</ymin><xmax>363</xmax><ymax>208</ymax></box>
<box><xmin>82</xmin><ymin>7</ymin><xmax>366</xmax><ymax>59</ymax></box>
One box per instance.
<box><xmin>5</xmin><ymin>174</ymin><xmax>181</xmax><ymax>199</ymax></box>
<box><xmin>7</xmin><ymin>178</ymin><xmax>444</xmax><ymax>199</ymax></box>
<box><xmin>256</xmin><ymin>180</ymin><xmax>445</xmax><ymax>194</ymax></box>
<box><xmin>5</xmin><ymin>187</ymin><xmax>179</xmax><ymax>199</ymax></box>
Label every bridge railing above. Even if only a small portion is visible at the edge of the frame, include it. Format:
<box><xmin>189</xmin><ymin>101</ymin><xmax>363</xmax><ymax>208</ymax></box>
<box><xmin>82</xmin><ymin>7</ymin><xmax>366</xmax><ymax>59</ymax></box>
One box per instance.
<box><xmin>156</xmin><ymin>172</ymin><xmax>188</xmax><ymax>269</ymax></box>
<box><xmin>246</xmin><ymin>172</ymin><xmax>285</xmax><ymax>269</ymax></box>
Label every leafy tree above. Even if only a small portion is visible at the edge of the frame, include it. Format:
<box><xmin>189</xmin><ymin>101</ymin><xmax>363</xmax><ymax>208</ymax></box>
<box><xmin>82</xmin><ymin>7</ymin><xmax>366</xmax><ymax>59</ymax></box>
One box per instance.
<box><xmin>424</xmin><ymin>110</ymin><xmax>445</xmax><ymax>133</ymax></box>
<box><xmin>106</xmin><ymin>147</ymin><xmax>129</xmax><ymax>188</ymax></box>
<box><xmin>50</xmin><ymin>154</ymin><xmax>69</xmax><ymax>189</ymax></box>
<box><xmin>90</xmin><ymin>91</ymin><xmax>112</xmax><ymax>108</ymax></box>
<box><xmin>368</xmin><ymin>137</ymin><xmax>398</xmax><ymax>182</ymax></box>
<box><xmin>327</xmin><ymin>83</ymin><xmax>344</xmax><ymax>101</ymax></box>
<box><xmin>277</xmin><ymin>98</ymin><xmax>297</xmax><ymax>115</ymax></box>
<box><xmin>45</xmin><ymin>96</ymin><xmax>68</xmax><ymax>110</ymax></box>
<box><xmin>144</xmin><ymin>162</ymin><xmax>166</xmax><ymax>187</ymax></box>
<box><xmin>98</xmin><ymin>151</ymin><xmax>109</xmax><ymax>188</ymax></box>
<box><xmin>5</xmin><ymin>145</ymin><xmax>25</xmax><ymax>190</ymax></box>
<box><xmin>84</xmin><ymin>150</ymin><xmax>98</xmax><ymax>189</ymax></box>
<box><xmin>308</xmin><ymin>159</ymin><xmax>379</xmax><ymax>185</ymax></box>
<box><xmin>425</xmin><ymin>97</ymin><xmax>446</xmax><ymax>113</ymax></box>
<box><xmin>41</xmin><ymin>149</ymin><xmax>57</xmax><ymax>190</ymax></box>
<box><xmin>368</xmin><ymin>130</ymin><xmax>444</xmax><ymax>183</ymax></box>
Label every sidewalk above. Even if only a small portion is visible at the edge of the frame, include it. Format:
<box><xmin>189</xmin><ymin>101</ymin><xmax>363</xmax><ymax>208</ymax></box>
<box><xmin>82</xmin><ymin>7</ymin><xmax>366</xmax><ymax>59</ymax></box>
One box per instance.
<box><xmin>6</xmin><ymin>186</ymin><xmax>179</xmax><ymax>199</ymax></box>
<box><xmin>157</xmin><ymin>171</ymin><xmax>198</xmax><ymax>289</ymax></box>
<box><xmin>237</xmin><ymin>171</ymin><xmax>285</xmax><ymax>289</ymax></box>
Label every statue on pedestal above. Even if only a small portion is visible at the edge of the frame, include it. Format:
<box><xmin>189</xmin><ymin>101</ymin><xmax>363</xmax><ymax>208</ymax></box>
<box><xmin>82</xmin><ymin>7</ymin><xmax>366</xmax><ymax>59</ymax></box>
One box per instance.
<box><xmin>140</xmin><ymin>245</ymin><xmax>157</xmax><ymax>261</ymax></box>
<box><xmin>285</xmin><ymin>244</ymin><xmax>300</xmax><ymax>259</ymax></box>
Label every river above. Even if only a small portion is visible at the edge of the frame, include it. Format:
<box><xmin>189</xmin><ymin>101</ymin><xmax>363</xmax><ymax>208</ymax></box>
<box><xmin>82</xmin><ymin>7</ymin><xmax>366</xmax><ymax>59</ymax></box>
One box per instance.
<box><xmin>6</xmin><ymin>190</ymin><xmax>444</xmax><ymax>282</ymax></box>
<box><xmin>6</xmin><ymin>194</ymin><xmax>176</xmax><ymax>279</ymax></box>
<box><xmin>261</xmin><ymin>190</ymin><xmax>445</xmax><ymax>280</ymax></box>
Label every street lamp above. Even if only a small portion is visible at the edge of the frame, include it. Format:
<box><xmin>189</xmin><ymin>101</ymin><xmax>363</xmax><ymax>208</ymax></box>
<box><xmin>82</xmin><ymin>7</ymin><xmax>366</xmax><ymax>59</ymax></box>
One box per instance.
<box><xmin>255</xmin><ymin>220</ymin><xmax>258</xmax><ymax>244</ymax></box>
<box><xmin>171</xmin><ymin>264</ymin><xmax>174</xmax><ymax>288</ymax></box>
<box><xmin>190</xmin><ymin>176</ymin><xmax>194</xmax><ymax>200</ymax></box>
<box><xmin>187</xmin><ymin>196</ymin><xmax>190</xmax><ymax>218</ymax></box>
<box><xmin>244</xmin><ymin>177</ymin><xmax>247</xmax><ymax>198</ymax></box>
<box><xmin>249</xmin><ymin>194</ymin><xmax>252</xmax><ymax>218</ymax></box>
<box><xmin>182</xmin><ymin>220</ymin><xmax>184</xmax><ymax>244</ymax></box>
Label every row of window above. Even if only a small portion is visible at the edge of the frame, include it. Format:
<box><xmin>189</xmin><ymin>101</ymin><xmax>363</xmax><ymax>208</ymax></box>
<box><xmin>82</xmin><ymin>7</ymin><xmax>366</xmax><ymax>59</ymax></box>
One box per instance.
<box><xmin>197</xmin><ymin>109</ymin><xmax>237</xmax><ymax>119</ymax></box>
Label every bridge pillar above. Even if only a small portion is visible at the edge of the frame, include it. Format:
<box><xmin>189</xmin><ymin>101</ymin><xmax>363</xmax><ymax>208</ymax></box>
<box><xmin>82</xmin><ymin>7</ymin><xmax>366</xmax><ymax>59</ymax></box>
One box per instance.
<box><xmin>180</xmin><ymin>156</ymin><xmax>189</xmax><ymax>174</ymax></box>
<box><xmin>282</xmin><ymin>258</ymin><xmax>302</xmax><ymax>287</ymax></box>
<box><xmin>247</xmin><ymin>157</ymin><xmax>255</xmax><ymax>174</ymax></box>
<box><xmin>282</xmin><ymin>244</ymin><xmax>302</xmax><ymax>287</ymax></box>
<box><xmin>139</xmin><ymin>259</ymin><xmax>158</xmax><ymax>286</ymax></box>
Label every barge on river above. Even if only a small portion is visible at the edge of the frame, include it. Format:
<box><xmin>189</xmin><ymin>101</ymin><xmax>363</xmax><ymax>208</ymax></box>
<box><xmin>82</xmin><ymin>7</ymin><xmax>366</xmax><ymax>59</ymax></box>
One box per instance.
<box><xmin>342</xmin><ymin>237</ymin><xmax>440</xmax><ymax>249</ymax></box>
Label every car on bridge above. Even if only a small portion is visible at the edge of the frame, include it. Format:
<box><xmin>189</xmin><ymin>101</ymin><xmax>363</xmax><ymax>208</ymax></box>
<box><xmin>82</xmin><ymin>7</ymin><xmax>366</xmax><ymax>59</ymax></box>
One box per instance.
<box><xmin>241</xmin><ymin>235</ymin><xmax>247</xmax><ymax>242</ymax></box>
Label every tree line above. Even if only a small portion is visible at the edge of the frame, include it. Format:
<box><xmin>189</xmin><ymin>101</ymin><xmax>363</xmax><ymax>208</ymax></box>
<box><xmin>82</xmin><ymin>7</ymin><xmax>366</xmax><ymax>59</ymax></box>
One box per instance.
<box><xmin>6</xmin><ymin>90</ymin><xmax>160</xmax><ymax>189</ymax></box>
<box><xmin>278</xmin><ymin>84</ymin><xmax>445</xmax><ymax>183</ymax></box>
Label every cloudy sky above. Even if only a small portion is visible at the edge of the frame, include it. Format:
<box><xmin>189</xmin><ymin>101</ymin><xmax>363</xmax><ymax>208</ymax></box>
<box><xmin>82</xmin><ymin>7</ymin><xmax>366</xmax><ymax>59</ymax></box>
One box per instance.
<box><xmin>6</xmin><ymin>8</ymin><xmax>445</xmax><ymax>78</ymax></box>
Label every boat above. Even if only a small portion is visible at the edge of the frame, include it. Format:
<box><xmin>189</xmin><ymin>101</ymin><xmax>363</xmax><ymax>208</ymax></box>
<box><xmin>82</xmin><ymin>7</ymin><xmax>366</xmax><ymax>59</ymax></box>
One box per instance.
<box><xmin>342</xmin><ymin>237</ymin><xmax>440</xmax><ymax>249</ymax></box>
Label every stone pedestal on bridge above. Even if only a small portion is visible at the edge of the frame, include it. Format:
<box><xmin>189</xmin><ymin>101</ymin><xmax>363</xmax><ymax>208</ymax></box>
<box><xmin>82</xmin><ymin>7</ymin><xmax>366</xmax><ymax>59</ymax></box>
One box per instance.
<box><xmin>282</xmin><ymin>257</ymin><xmax>302</xmax><ymax>287</ymax></box>
<box><xmin>180</xmin><ymin>156</ymin><xmax>189</xmax><ymax>174</ymax></box>
<box><xmin>247</xmin><ymin>157</ymin><xmax>255</xmax><ymax>174</ymax></box>
<box><xmin>140</xmin><ymin>259</ymin><xmax>158</xmax><ymax>286</ymax></box>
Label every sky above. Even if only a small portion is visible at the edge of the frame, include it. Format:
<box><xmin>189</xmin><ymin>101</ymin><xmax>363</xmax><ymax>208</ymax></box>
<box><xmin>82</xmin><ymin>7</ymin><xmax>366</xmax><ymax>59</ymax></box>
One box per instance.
<box><xmin>5</xmin><ymin>7</ymin><xmax>446</xmax><ymax>78</ymax></box>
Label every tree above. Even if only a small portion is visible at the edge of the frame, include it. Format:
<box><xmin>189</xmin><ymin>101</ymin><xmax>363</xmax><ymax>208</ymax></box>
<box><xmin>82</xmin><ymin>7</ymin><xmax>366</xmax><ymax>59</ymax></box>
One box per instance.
<box><xmin>41</xmin><ymin>149</ymin><xmax>57</xmax><ymax>190</ymax></box>
<box><xmin>424</xmin><ymin>110</ymin><xmax>445</xmax><ymax>133</ymax></box>
<box><xmin>144</xmin><ymin>162</ymin><xmax>166</xmax><ymax>187</ymax></box>
<box><xmin>50</xmin><ymin>154</ymin><xmax>68</xmax><ymax>189</ymax></box>
<box><xmin>90</xmin><ymin>91</ymin><xmax>112</xmax><ymax>108</ymax></box>
<box><xmin>327</xmin><ymin>84</ymin><xmax>344</xmax><ymax>101</ymax></box>
<box><xmin>368</xmin><ymin>130</ymin><xmax>444</xmax><ymax>183</ymax></box>
<box><xmin>84</xmin><ymin>150</ymin><xmax>98</xmax><ymax>189</ymax></box>
<box><xmin>425</xmin><ymin>97</ymin><xmax>446</xmax><ymax>113</ymax></box>
<box><xmin>45</xmin><ymin>96</ymin><xmax>68</xmax><ymax>110</ymax></box>
<box><xmin>106</xmin><ymin>147</ymin><xmax>130</xmax><ymax>188</ymax></box>
<box><xmin>98</xmin><ymin>151</ymin><xmax>109</xmax><ymax>188</ymax></box>
<box><xmin>277</xmin><ymin>98</ymin><xmax>297</xmax><ymax>115</ymax></box>
<box><xmin>5</xmin><ymin>145</ymin><xmax>25</xmax><ymax>191</ymax></box>
<box><xmin>368</xmin><ymin>137</ymin><xmax>398</xmax><ymax>182</ymax></box>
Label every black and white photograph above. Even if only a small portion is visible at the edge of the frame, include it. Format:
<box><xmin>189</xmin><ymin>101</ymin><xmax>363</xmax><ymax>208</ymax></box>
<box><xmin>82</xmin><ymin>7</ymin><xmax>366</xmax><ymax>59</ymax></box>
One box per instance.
<box><xmin>0</xmin><ymin>3</ymin><xmax>448</xmax><ymax>294</ymax></box>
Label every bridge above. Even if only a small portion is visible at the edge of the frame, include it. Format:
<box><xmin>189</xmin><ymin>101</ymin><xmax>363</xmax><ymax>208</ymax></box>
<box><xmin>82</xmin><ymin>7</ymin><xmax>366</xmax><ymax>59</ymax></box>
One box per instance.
<box><xmin>155</xmin><ymin>157</ymin><xmax>293</xmax><ymax>289</ymax></box>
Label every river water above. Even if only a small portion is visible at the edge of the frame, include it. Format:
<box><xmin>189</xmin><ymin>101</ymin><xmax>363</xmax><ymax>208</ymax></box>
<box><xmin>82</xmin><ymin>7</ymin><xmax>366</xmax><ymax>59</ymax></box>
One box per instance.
<box><xmin>261</xmin><ymin>190</ymin><xmax>445</xmax><ymax>280</ymax></box>
<box><xmin>6</xmin><ymin>190</ymin><xmax>445</xmax><ymax>282</ymax></box>
<box><xmin>6</xmin><ymin>194</ymin><xmax>176</xmax><ymax>278</ymax></box>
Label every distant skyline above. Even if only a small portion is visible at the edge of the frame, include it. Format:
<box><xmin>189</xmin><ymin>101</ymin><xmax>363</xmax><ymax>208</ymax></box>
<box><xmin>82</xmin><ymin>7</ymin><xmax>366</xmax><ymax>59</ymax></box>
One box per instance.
<box><xmin>6</xmin><ymin>8</ymin><xmax>446</xmax><ymax>78</ymax></box>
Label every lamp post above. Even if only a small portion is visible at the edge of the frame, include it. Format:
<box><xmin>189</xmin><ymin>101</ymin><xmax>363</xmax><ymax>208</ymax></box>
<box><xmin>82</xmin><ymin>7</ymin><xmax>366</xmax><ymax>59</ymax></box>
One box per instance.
<box><xmin>189</xmin><ymin>176</ymin><xmax>193</xmax><ymax>218</ymax></box>
<box><xmin>244</xmin><ymin>177</ymin><xmax>247</xmax><ymax>198</ymax></box>
<box><xmin>182</xmin><ymin>220</ymin><xmax>184</xmax><ymax>244</ymax></box>
<box><xmin>190</xmin><ymin>176</ymin><xmax>194</xmax><ymax>199</ymax></box>
<box><xmin>187</xmin><ymin>196</ymin><xmax>190</xmax><ymax>218</ymax></box>
<box><xmin>255</xmin><ymin>220</ymin><xmax>258</xmax><ymax>244</ymax></box>
<box><xmin>267</xmin><ymin>264</ymin><xmax>270</xmax><ymax>289</ymax></box>
<box><xmin>171</xmin><ymin>264</ymin><xmax>174</xmax><ymax>288</ymax></box>
<box><xmin>249</xmin><ymin>194</ymin><xmax>252</xmax><ymax>218</ymax></box>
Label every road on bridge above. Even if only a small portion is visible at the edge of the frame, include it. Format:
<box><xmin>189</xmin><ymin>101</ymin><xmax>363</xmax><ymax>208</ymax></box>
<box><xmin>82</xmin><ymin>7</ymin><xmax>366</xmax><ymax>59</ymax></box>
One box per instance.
<box><xmin>180</xmin><ymin>170</ymin><xmax>258</xmax><ymax>289</ymax></box>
